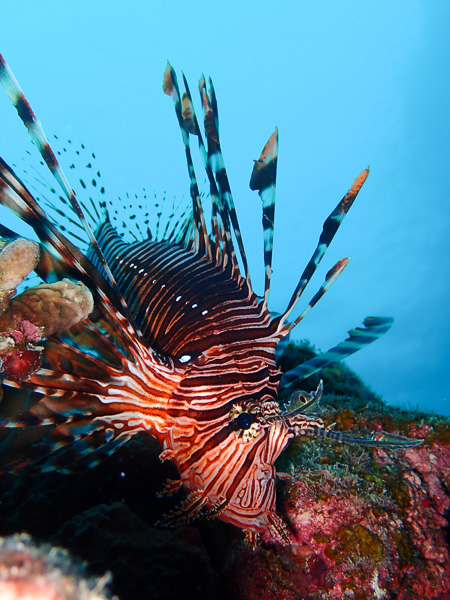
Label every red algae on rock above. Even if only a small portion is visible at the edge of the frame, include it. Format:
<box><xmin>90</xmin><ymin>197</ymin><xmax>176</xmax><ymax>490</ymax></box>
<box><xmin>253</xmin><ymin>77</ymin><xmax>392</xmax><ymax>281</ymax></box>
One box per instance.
<box><xmin>0</xmin><ymin>235</ymin><xmax>94</xmax><ymax>384</ymax></box>
<box><xmin>0</xmin><ymin>533</ymin><xmax>116</xmax><ymax>600</ymax></box>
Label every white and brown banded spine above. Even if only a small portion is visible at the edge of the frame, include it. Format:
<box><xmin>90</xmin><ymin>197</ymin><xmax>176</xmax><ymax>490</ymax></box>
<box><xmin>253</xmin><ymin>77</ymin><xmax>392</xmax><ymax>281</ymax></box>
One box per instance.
<box><xmin>0</xmin><ymin>53</ymin><xmax>422</xmax><ymax>543</ymax></box>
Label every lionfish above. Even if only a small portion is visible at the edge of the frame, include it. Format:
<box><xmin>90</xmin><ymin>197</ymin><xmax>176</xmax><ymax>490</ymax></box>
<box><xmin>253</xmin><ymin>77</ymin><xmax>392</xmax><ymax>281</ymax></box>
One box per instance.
<box><xmin>0</xmin><ymin>53</ymin><xmax>421</xmax><ymax>545</ymax></box>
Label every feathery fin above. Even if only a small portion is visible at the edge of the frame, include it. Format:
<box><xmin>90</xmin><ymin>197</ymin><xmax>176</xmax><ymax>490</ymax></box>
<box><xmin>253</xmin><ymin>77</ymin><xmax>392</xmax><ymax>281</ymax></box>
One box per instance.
<box><xmin>280</xmin><ymin>316</ymin><xmax>394</xmax><ymax>389</ymax></box>
<box><xmin>0</xmin><ymin>52</ymin><xmax>141</xmax><ymax>338</ymax></box>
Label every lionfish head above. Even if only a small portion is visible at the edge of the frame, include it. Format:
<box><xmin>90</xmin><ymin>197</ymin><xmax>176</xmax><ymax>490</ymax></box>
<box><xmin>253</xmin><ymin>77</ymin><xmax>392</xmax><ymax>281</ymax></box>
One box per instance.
<box><xmin>0</xmin><ymin>56</ymin><xmax>422</xmax><ymax>545</ymax></box>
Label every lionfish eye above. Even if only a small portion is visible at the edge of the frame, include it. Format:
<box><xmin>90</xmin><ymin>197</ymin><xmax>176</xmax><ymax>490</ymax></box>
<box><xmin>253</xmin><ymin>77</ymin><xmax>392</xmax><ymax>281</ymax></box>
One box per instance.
<box><xmin>235</xmin><ymin>412</ymin><xmax>253</xmax><ymax>430</ymax></box>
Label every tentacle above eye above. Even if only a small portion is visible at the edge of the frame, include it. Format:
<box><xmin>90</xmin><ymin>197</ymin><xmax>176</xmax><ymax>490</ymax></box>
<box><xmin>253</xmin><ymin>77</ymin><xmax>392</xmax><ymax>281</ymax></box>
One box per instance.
<box><xmin>282</xmin><ymin>380</ymin><xmax>324</xmax><ymax>415</ymax></box>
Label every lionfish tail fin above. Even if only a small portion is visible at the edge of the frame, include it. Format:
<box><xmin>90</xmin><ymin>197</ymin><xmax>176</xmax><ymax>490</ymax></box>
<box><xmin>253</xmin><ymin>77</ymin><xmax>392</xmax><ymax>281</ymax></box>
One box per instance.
<box><xmin>279</xmin><ymin>168</ymin><xmax>369</xmax><ymax>327</ymax></box>
<box><xmin>250</xmin><ymin>129</ymin><xmax>278</xmax><ymax>308</ymax></box>
<box><xmin>280</xmin><ymin>316</ymin><xmax>394</xmax><ymax>389</ymax></box>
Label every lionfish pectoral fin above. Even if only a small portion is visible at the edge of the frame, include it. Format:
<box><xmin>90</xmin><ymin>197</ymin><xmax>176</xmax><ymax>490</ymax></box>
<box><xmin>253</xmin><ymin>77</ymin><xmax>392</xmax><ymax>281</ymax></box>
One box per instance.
<box><xmin>38</xmin><ymin>433</ymin><xmax>132</xmax><ymax>473</ymax></box>
<box><xmin>267</xmin><ymin>512</ymin><xmax>292</xmax><ymax>546</ymax></box>
<box><xmin>157</xmin><ymin>490</ymin><xmax>228</xmax><ymax>527</ymax></box>
<box><xmin>279</xmin><ymin>317</ymin><xmax>394</xmax><ymax>390</ymax></box>
<box><xmin>156</xmin><ymin>490</ymin><xmax>206</xmax><ymax>528</ymax></box>
<box><xmin>156</xmin><ymin>478</ymin><xmax>183</xmax><ymax>498</ymax></box>
<box><xmin>0</xmin><ymin>407</ymin><xmax>131</xmax><ymax>473</ymax></box>
<box><xmin>0</xmin><ymin>53</ymin><xmax>141</xmax><ymax>339</ymax></box>
<box><xmin>249</xmin><ymin>129</ymin><xmax>278</xmax><ymax>309</ymax></box>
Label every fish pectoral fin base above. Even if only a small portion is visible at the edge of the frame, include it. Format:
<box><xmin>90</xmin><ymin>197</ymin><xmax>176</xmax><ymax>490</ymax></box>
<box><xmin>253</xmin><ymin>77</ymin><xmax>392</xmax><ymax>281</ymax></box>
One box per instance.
<box><xmin>156</xmin><ymin>490</ymin><xmax>227</xmax><ymax>527</ymax></box>
<box><xmin>156</xmin><ymin>478</ymin><xmax>183</xmax><ymax>498</ymax></box>
<box><xmin>268</xmin><ymin>512</ymin><xmax>292</xmax><ymax>546</ymax></box>
<box><xmin>243</xmin><ymin>513</ymin><xmax>292</xmax><ymax>548</ymax></box>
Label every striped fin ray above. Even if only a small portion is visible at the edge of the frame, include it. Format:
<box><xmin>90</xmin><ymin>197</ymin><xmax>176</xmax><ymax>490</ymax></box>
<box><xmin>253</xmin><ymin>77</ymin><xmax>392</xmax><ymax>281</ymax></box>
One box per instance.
<box><xmin>279</xmin><ymin>316</ymin><xmax>394</xmax><ymax>390</ymax></box>
<box><xmin>180</xmin><ymin>74</ymin><xmax>234</xmax><ymax>269</ymax></box>
<box><xmin>0</xmin><ymin>157</ymin><xmax>100</xmax><ymax>285</ymax></box>
<box><xmin>249</xmin><ymin>130</ymin><xmax>278</xmax><ymax>308</ymax></box>
<box><xmin>162</xmin><ymin>63</ymin><xmax>211</xmax><ymax>258</ymax></box>
<box><xmin>87</xmin><ymin>222</ymin><xmax>270</xmax><ymax>356</ymax></box>
<box><xmin>37</xmin><ymin>430</ymin><xmax>133</xmax><ymax>474</ymax></box>
<box><xmin>0</xmin><ymin>52</ymin><xmax>140</xmax><ymax>335</ymax></box>
<box><xmin>278</xmin><ymin>257</ymin><xmax>350</xmax><ymax>336</ymax></box>
<box><xmin>0</xmin><ymin>422</ymin><xmax>132</xmax><ymax>473</ymax></box>
<box><xmin>199</xmin><ymin>75</ymin><xmax>250</xmax><ymax>281</ymax></box>
<box><xmin>0</xmin><ymin>158</ymin><xmax>151</xmax><ymax>355</ymax></box>
<box><xmin>279</xmin><ymin>168</ymin><xmax>369</xmax><ymax>328</ymax></box>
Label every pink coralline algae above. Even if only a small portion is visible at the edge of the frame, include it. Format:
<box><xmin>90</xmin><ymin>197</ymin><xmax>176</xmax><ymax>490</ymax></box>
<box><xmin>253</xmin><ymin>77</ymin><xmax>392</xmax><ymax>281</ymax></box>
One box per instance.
<box><xmin>0</xmin><ymin>235</ymin><xmax>93</xmax><ymax>384</ymax></box>
<box><xmin>0</xmin><ymin>273</ymin><xmax>448</xmax><ymax>600</ymax></box>
<box><xmin>0</xmin><ymin>533</ymin><xmax>116</xmax><ymax>599</ymax></box>
<box><xmin>222</xmin><ymin>358</ymin><xmax>450</xmax><ymax>600</ymax></box>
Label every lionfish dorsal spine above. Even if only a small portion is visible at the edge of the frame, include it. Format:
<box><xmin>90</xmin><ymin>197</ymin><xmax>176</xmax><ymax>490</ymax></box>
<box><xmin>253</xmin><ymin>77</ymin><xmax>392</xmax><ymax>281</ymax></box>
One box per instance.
<box><xmin>0</xmin><ymin>52</ymin><xmax>142</xmax><ymax>339</ymax></box>
<box><xmin>180</xmin><ymin>72</ymin><xmax>230</xmax><ymax>262</ymax></box>
<box><xmin>164</xmin><ymin>62</ymin><xmax>249</xmax><ymax>283</ymax></box>
<box><xmin>184</xmin><ymin>74</ymin><xmax>235</xmax><ymax>268</ymax></box>
<box><xmin>162</xmin><ymin>63</ymin><xmax>212</xmax><ymax>259</ymax></box>
<box><xmin>284</xmin><ymin>256</ymin><xmax>351</xmax><ymax>335</ymax></box>
<box><xmin>278</xmin><ymin>168</ymin><xmax>369</xmax><ymax>332</ymax></box>
<box><xmin>198</xmin><ymin>73</ymin><xmax>251</xmax><ymax>285</ymax></box>
<box><xmin>249</xmin><ymin>129</ymin><xmax>279</xmax><ymax>309</ymax></box>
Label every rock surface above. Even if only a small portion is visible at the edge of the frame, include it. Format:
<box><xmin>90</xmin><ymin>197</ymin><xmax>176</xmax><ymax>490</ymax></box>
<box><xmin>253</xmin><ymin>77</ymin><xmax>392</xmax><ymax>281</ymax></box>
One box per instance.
<box><xmin>0</xmin><ymin>339</ymin><xmax>448</xmax><ymax>599</ymax></box>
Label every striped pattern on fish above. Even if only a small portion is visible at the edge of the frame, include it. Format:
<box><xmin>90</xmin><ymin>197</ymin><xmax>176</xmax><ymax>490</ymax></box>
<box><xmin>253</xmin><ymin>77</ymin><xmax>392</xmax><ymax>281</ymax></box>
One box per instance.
<box><xmin>0</xmin><ymin>53</ymin><xmax>422</xmax><ymax>545</ymax></box>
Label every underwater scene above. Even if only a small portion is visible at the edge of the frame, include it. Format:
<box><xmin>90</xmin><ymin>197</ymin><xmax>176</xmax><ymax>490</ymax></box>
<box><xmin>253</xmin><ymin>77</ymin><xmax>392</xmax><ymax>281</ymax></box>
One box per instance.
<box><xmin>0</xmin><ymin>2</ymin><xmax>448</xmax><ymax>599</ymax></box>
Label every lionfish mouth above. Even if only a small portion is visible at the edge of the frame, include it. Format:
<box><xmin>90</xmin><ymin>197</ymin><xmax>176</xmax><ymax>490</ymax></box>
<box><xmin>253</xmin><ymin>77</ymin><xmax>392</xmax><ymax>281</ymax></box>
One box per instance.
<box><xmin>0</xmin><ymin>54</ymin><xmax>422</xmax><ymax>545</ymax></box>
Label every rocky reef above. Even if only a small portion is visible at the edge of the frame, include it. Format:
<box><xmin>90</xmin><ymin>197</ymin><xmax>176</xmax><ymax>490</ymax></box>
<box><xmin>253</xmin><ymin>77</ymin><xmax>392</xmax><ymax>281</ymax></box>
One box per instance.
<box><xmin>0</xmin><ymin>236</ymin><xmax>448</xmax><ymax>599</ymax></box>
<box><xmin>0</xmin><ymin>533</ymin><xmax>116</xmax><ymax>599</ymax></box>
<box><xmin>0</xmin><ymin>236</ymin><xmax>93</xmax><ymax>384</ymax></box>
<box><xmin>0</xmin><ymin>341</ymin><xmax>447</xmax><ymax>599</ymax></box>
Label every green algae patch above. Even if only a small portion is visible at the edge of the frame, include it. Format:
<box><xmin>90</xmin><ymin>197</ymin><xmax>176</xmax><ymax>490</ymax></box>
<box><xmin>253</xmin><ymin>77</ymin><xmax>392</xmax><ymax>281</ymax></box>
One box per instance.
<box><xmin>336</xmin><ymin>524</ymin><xmax>384</xmax><ymax>563</ymax></box>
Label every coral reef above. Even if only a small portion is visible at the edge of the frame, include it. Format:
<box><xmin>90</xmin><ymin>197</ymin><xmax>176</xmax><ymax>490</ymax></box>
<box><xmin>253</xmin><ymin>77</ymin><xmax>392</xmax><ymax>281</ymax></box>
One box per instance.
<box><xmin>0</xmin><ymin>532</ymin><xmax>116</xmax><ymax>599</ymax></box>
<box><xmin>0</xmin><ymin>235</ymin><xmax>93</xmax><ymax>383</ymax></box>
<box><xmin>0</xmin><ymin>328</ymin><xmax>448</xmax><ymax>598</ymax></box>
